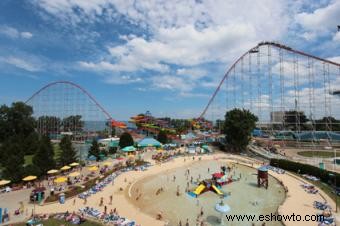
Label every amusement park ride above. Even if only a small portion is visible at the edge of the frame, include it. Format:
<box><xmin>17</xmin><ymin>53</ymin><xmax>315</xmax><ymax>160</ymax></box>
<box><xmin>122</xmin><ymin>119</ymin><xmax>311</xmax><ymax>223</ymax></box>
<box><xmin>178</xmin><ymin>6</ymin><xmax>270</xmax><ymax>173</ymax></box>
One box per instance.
<box><xmin>188</xmin><ymin>166</ymin><xmax>236</xmax><ymax>198</ymax></box>
<box><xmin>25</xmin><ymin>41</ymin><xmax>340</xmax><ymax>154</ymax></box>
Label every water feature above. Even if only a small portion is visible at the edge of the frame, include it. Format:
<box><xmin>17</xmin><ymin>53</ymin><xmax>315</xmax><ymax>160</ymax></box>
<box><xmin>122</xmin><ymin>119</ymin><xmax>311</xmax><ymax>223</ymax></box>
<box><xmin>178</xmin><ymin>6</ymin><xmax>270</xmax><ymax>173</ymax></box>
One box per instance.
<box><xmin>130</xmin><ymin>160</ymin><xmax>285</xmax><ymax>226</ymax></box>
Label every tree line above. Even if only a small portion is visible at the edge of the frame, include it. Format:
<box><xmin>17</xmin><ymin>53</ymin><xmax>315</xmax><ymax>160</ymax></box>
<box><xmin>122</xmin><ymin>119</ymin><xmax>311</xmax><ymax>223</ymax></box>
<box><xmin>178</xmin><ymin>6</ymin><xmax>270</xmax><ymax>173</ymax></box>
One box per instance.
<box><xmin>0</xmin><ymin>102</ymin><xmax>77</xmax><ymax>182</ymax></box>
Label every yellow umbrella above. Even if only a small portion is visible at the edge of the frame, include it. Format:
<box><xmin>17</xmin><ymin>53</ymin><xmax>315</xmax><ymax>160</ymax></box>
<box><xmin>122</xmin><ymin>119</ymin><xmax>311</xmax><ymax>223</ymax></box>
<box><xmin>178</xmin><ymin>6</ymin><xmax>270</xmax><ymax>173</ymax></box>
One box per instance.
<box><xmin>60</xmin><ymin>166</ymin><xmax>71</xmax><ymax>171</ymax></box>
<box><xmin>88</xmin><ymin>166</ymin><xmax>98</xmax><ymax>171</ymax></box>
<box><xmin>54</xmin><ymin>177</ymin><xmax>67</xmax><ymax>183</ymax></box>
<box><xmin>47</xmin><ymin>169</ymin><xmax>59</xmax><ymax>174</ymax></box>
<box><xmin>69</xmin><ymin>162</ymin><xmax>79</xmax><ymax>167</ymax></box>
<box><xmin>68</xmin><ymin>172</ymin><xmax>80</xmax><ymax>177</ymax></box>
<box><xmin>22</xmin><ymin>176</ymin><xmax>37</xmax><ymax>181</ymax></box>
<box><xmin>0</xmin><ymin>180</ymin><xmax>11</xmax><ymax>186</ymax></box>
<box><xmin>103</xmin><ymin>162</ymin><xmax>112</xmax><ymax>166</ymax></box>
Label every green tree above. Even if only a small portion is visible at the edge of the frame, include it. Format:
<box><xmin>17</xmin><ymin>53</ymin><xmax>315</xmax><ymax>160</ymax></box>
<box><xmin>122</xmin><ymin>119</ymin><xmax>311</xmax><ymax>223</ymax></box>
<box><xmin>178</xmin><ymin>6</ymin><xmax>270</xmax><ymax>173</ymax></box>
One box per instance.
<box><xmin>62</xmin><ymin>115</ymin><xmax>83</xmax><ymax>132</ymax></box>
<box><xmin>33</xmin><ymin>135</ymin><xmax>56</xmax><ymax>175</ymax></box>
<box><xmin>224</xmin><ymin>108</ymin><xmax>258</xmax><ymax>152</ymax></box>
<box><xmin>283</xmin><ymin>110</ymin><xmax>308</xmax><ymax>131</ymax></box>
<box><xmin>22</xmin><ymin>132</ymin><xmax>40</xmax><ymax>155</ymax></box>
<box><xmin>0</xmin><ymin>137</ymin><xmax>25</xmax><ymax>182</ymax></box>
<box><xmin>88</xmin><ymin>139</ymin><xmax>101</xmax><ymax>161</ymax></box>
<box><xmin>58</xmin><ymin>135</ymin><xmax>77</xmax><ymax>166</ymax></box>
<box><xmin>157</xmin><ymin>130</ymin><xmax>168</xmax><ymax>144</ymax></box>
<box><xmin>23</xmin><ymin>164</ymin><xmax>41</xmax><ymax>178</ymax></box>
<box><xmin>37</xmin><ymin>116</ymin><xmax>61</xmax><ymax>136</ymax></box>
<box><xmin>0</xmin><ymin>102</ymin><xmax>35</xmax><ymax>142</ymax></box>
<box><xmin>315</xmin><ymin>116</ymin><xmax>340</xmax><ymax>131</ymax></box>
<box><xmin>119</xmin><ymin>132</ymin><xmax>134</xmax><ymax>148</ymax></box>
<box><xmin>108</xmin><ymin>147</ymin><xmax>117</xmax><ymax>155</ymax></box>
<box><xmin>0</xmin><ymin>102</ymin><xmax>36</xmax><ymax>181</ymax></box>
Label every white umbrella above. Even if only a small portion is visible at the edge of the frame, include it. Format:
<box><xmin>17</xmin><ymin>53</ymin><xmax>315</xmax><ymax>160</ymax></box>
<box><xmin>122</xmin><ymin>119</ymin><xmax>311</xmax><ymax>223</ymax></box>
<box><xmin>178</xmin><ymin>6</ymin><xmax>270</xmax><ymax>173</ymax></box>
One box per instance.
<box><xmin>215</xmin><ymin>199</ymin><xmax>231</xmax><ymax>225</ymax></box>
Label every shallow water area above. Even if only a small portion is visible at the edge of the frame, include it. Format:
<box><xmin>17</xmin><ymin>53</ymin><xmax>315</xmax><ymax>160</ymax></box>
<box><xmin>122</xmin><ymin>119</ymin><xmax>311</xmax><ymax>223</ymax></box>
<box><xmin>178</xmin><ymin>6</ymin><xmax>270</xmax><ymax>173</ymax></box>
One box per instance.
<box><xmin>130</xmin><ymin>160</ymin><xmax>285</xmax><ymax>226</ymax></box>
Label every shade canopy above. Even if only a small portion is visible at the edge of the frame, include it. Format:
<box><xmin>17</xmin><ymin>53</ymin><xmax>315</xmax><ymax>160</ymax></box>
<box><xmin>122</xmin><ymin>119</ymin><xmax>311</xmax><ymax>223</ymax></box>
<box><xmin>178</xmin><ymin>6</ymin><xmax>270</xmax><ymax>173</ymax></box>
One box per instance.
<box><xmin>47</xmin><ymin>169</ymin><xmax>59</xmax><ymax>174</ymax></box>
<box><xmin>258</xmin><ymin>165</ymin><xmax>269</xmax><ymax>172</ymax></box>
<box><xmin>103</xmin><ymin>161</ymin><xmax>112</xmax><ymax>166</ymax></box>
<box><xmin>88</xmin><ymin>155</ymin><xmax>97</xmax><ymax>161</ymax></box>
<box><xmin>109</xmin><ymin>140</ymin><xmax>119</xmax><ymax>148</ymax></box>
<box><xmin>69</xmin><ymin>162</ymin><xmax>79</xmax><ymax>167</ymax></box>
<box><xmin>54</xmin><ymin>177</ymin><xmax>67</xmax><ymax>183</ymax></box>
<box><xmin>121</xmin><ymin>146</ymin><xmax>136</xmax><ymax>152</ymax></box>
<box><xmin>202</xmin><ymin>145</ymin><xmax>209</xmax><ymax>150</ymax></box>
<box><xmin>137</xmin><ymin>138</ymin><xmax>162</xmax><ymax>147</ymax></box>
<box><xmin>0</xmin><ymin>180</ymin><xmax>11</xmax><ymax>186</ymax></box>
<box><xmin>88</xmin><ymin>166</ymin><xmax>98</xmax><ymax>171</ymax></box>
<box><xmin>68</xmin><ymin>172</ymin><xmax>80</xmax><ymax>177</ymax></box>
<box><xmin>60</xmin><ymin>166</ymin><xmax>71</xmax><ymax>171</ymax></box>
<box><xmin>22</xmin><ymin>176</ymin><xmax>37</xmax><ymax>181</ymax></box>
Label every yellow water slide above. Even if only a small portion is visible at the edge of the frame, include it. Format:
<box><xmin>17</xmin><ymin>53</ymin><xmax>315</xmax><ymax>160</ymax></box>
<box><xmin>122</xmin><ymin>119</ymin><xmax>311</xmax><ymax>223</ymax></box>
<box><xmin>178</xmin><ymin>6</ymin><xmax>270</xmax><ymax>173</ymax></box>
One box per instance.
<box><xmin>211</xmin><ymin>185</ymin><xmax>223</xmax><ymax>195</ymax></box>
<box><xmin>193</xmin><ymin>184</ymin><xmax>206</xmax><ymax>195</ymax></box>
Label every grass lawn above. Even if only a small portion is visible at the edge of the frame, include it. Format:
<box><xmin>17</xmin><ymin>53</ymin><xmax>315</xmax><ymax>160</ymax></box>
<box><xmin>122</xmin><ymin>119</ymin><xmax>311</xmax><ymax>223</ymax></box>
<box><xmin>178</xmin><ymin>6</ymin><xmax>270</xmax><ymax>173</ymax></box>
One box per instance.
<box><xmin>24</xmin><ymin>144</ymin><xmax>62</xmax><ymax>165</ymax></box>
<box><xmin>13</xmin><ymin>218</ymin><xmax>102</xmax><ymax>226</ymax></box>
<box><xmin>297</xmin><ymin>150</ymin><xmax>340</xmax><ymax>158</ymax></box>
<box><xmin>24</xmin><ymin>155</ymin><xmax>34</xmax><ymax>165</ymax></box>
<box><xmin>292</xmin><ymin>172</ymin><xmax>339</xmax><ymax>211</ymax></box>
<box><xmin>53</xmin><ymin>143</ymin><xmax>62</xmax><ymax>160</ymax></box>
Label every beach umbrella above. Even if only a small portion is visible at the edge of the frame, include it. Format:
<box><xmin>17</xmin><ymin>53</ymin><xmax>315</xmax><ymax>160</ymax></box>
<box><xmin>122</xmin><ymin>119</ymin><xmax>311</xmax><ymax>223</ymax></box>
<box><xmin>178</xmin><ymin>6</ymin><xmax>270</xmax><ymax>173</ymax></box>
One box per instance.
<box><xmin>88</xmin><ymin>155</ymin><xmax>96</xmax><ymax>161</ymax></box>
<box><xmin>60</xmin><ymin>165</ymin><xmax>71</xmax><ymax>171</ymax></box>
<box><xmin>0</xmin><ymin>180</ymin><xmax>11</xmax><ymax>186</ymax></box>
<box><xmin>69</xmin><ymin>162</ymin><xmax>79</xmax><ymax>167</ymax></box>
<box><xmin>121</xmin><ymin>146</ymin><xmax>136</xmax><ymax>152</ymax></box>
<box><xmin>215</xmin><ymin>199</ymin><xmax>231</xmax><ymax>225</ymax></box>
<box><xmin>22</xmin><ymin>176</ymin><xmax>37</xmax><ymax>181</ymax></box>
<box><xmin>103</xmin><ymin>161</ymin><xmax>112</xmax><ymax>166</ymax></box>
<box><xmin>68</xmin><ymin>172</ymin><xmax>80</xmax><ymax>177</ymax></box>
<box><xmin>54</xmin><ymin>177</ymin><xmax>67</xmax><ymax>183</ymax></box>
<box><xmin>47</xmin><ymin>169</ymin><xmax>59</xmax><ymax>174</ymax></box>
<box><xmin>88</xmin><ymin>166</ymin><xmax>98</xmax><ymax>171</ymax></box>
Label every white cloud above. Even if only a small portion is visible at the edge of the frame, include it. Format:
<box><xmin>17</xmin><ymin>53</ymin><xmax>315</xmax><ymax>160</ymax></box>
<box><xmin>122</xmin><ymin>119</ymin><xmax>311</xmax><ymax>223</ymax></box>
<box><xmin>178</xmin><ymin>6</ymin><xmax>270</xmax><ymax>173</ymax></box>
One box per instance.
<box><xmin>21</xmin><ymin>32</ymin><xmax>33</xmax><ymax>39</ymax></box>
<box><xmin>176</xmin><ymin>68</ymin><xmax>207</xmax><ymax>79</ymax></box>
<box><xmin>34</xmin><ymin>0</ymin><xmax>294</xmax><ymax>69</ymax></box>
<box><xmin>333</xmin><ymin>32</ymin><xmax>340</xmax><ymax>42</ymax></box>
<box><xmin>0</xmin><ymin>26</ymin><xmax>33</xmax><ymax>39</ymax></box>
<box><xmin>81</xmin><ymin>24</ymin><xmax>256</xmax><ymax>75</ymax></box>
<box><xmin>104</xmin><ymin>74</ymin><xmax>142</xmax><ymax>84</ymax></box>
<box><xmin>34</xmin><ymin>0</ymin><xmax>297</xmax><ymax>96</ymax></box>
<box><xmin>0</xmin><ymin>26</ymin><xmax>19</xmax><ymax>38</ymax></box>
<box><xmin>0</xmin><ymin>56</ymin><xmax>42</xmax><ymax>72</ymax></box>
<box><xmin>328</xmin><ymin>56</ymin><xmax>340</xmax><ymax>64</ymax></box>
<box><xmin>151</xmin><ymin>75</ymin><xmax>193</xmax><ymax>92</ymax></box>
<box><xmin>295</xmin><ymin>1</ymin><xmax>340</xmax><ymax>39</ymax></box>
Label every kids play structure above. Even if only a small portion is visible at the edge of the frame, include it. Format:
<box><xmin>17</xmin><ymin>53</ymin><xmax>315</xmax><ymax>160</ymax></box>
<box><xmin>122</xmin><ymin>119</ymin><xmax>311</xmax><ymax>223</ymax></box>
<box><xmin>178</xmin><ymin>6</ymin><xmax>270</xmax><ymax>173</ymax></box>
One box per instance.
<box><xmin>188</xmin><ymin>168</ymin><xmax>232</xmax><ymax>198</ymax></box>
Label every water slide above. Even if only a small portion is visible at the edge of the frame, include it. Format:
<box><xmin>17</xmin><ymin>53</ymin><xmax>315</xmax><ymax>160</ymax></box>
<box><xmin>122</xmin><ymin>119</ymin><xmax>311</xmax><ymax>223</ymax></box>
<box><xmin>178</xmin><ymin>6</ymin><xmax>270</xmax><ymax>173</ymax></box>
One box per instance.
<box><xmin>193</xmin><ymin>184</ymin><xmax>206</xmax><ymax>195</ymax></box>
<box><xmin>211</xmin><ymin>185</ymin><xmax>223</xmax><ymax>195</ymax></box>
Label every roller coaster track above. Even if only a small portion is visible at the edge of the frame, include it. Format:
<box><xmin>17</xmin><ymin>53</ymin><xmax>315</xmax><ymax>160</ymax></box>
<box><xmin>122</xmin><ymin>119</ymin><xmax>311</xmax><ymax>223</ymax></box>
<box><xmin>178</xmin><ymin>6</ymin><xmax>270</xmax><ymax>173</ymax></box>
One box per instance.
<box><xmin>199</xmin><ymin>41</ymin><xmax>340</xmax><ymax>119</ymax></box>
<box><xmin>26</xmin><ymin>80</ymin><xmax>113</xmax><ymax>120</ymax></box>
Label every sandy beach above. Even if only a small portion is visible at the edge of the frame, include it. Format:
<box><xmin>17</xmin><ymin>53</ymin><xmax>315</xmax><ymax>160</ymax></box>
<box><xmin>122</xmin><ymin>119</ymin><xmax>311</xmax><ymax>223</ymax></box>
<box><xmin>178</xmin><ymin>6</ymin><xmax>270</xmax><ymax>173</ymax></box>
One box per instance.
<box><xmin>16</xmin><ymin>153</ymin><xmax>334</xmax><ymax>226</ymax></box>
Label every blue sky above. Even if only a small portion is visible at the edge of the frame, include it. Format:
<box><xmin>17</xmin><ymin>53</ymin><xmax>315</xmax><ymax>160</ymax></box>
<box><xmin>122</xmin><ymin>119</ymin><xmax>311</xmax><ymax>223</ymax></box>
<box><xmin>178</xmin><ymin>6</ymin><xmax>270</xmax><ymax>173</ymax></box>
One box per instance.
<box><xmin>0</xmin><ymin>0</ymin><xmax>339</xmax><ymax>120</ymax></box>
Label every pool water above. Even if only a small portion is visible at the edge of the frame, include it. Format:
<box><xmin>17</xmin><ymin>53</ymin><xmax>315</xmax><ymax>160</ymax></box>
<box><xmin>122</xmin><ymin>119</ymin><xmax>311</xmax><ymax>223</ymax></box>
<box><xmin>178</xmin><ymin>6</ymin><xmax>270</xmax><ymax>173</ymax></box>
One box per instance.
<box><xmin>130</xmin><ymin>160</ymin><xmax>285</xmax><ymax>226</ymax></box>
